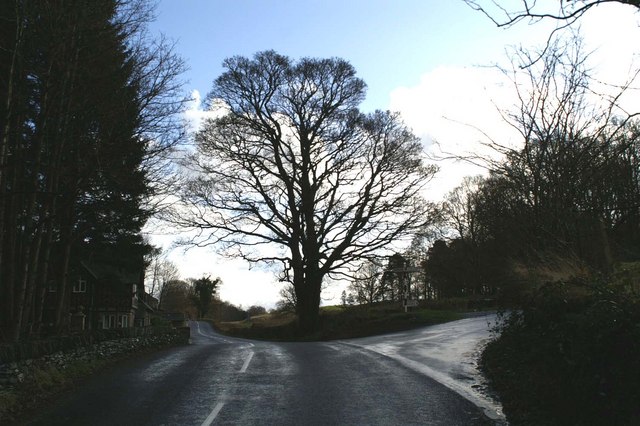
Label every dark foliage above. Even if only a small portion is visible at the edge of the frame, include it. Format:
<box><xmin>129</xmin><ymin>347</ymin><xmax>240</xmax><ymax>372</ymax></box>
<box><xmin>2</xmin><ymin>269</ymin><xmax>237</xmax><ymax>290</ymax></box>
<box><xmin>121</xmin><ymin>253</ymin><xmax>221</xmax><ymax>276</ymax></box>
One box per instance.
<box><xmin>0</xmin><ymin>0</ymin><xmax>185</xmax><ymax>341</ymax></box>
<box><xmin>482</xmin><ymin>278</ymin><xmax>640</xmax><ymax>425</ymax></box>
<box><xmin>189</xmin><ymin>276</ymin><xmax>220</xmax><ymax>318</ymax></box>
<box><xmin>246</xmin><ymin>305</ymin><xmax>267</xmax><ymax>317</ymax></box>
<box><xmin>213</xmin><ymin>301</ymin><xmax>247</xmax><ymax>322</ymax></box>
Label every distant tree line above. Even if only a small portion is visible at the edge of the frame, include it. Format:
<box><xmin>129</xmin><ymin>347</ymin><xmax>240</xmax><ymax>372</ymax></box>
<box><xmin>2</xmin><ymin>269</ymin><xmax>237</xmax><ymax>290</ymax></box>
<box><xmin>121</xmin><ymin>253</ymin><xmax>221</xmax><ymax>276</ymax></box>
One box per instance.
<box><xmin>343</xmin><ymin>35</ymin><xmax>640</xmax><ymax>307</ymax></box>
<box><xmin>430</xmin><ymin>36</ymin><xmax>640</xmax><ymax>301</ymax></box>
<box><xmin>157</xmin><ymin>273</ymin><xmax>270</xmax><ymax>322</ymax></box>
<box><xmin>463</xmin><ymin>6</ymin><xmax>640</xmax><ymax>422</ymax></box>
<box><xmin>0</xmin><ymin>0</ymin><xmax>186</xmax><ymax>341</ymax></box>
<box><xmin>158</xmin><ymin>276</ymin><xmax>221</xmax><ymax>319</ymax></box>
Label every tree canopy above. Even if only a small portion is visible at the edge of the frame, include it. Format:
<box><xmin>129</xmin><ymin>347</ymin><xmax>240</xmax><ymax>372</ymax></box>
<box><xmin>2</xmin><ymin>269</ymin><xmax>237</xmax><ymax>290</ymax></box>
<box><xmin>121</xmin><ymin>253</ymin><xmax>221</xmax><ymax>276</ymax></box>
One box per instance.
<box><xmin>465</xmin><ymin>0</ymin><xmax>640</xmax><ymax>28</ymax></box>
<box><xmin>430</xmin><ymin>35</ymin><xmax>640</xmax><ymax>302</ymax></box>
<box><xmin>176</xmin><ymin>51</ymin><xmax>437</xmax><ymax>332</ymax></box>
<box><xmin>190</xmin><ymin>276</ymin><xmax>221</xmax><ymax>318</ymax></box>
<box><xmin>0</xmin><ymin>0</ymin><xmax>186</xmax><ymax>340</ymax></box>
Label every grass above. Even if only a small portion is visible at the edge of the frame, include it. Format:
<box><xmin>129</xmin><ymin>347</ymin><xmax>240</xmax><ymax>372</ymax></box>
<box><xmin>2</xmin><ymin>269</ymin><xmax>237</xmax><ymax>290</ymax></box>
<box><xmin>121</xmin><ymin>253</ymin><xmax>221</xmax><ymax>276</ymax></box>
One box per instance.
<box><xmin>0</xmin><ymin>391</ymin><xmax>18</xmax><ymax>420</ymax></box>
<box><xmin>0</xmin><ymin>359</ymin><xmax>110</xmax><ymax>423</ymax></box>
<box><xmin>212</xmin><ymin>302</ymin><xmax>465</xmax><ymax>341</ymax></box>
<box><xmin>0</xmin><ymin>328</ymin><xmax>188</xmax><ymax>424</ymax></box>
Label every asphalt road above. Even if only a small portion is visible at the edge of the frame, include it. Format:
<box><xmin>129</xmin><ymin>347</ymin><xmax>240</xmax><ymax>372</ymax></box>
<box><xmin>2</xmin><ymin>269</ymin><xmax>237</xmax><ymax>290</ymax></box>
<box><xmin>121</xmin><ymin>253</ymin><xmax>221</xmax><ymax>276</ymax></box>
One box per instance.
<box><xmin>26</xmin><ymin>319</ymin><xmax>499</xmax><ymax>425</ymax></box>
<box><xmin>347</xmin><ymin>312</ymin><xmax>505</xmax><ymax>422</ymax></box>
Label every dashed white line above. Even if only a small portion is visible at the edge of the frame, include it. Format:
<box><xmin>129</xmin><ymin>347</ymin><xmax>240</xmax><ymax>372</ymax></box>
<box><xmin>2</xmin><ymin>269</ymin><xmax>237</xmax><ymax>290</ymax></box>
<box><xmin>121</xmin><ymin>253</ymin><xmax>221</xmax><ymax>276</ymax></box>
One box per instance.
<box><xmin>195</xmin><ymin>321</ymin><xmax>231</xmax><ymax>343</ymax></box>
<box><xmin>323</xmin><ymin>343</ymin><xmax>342</xmax><ymax>351</ymax></box>
<box><xmin>239</xmin><ymin>351</ymin><xmax>254</xmax><ymax>373</ymax></box>
<box><xmin>201</xmin><ymin>401</ymin><xmax>225</xmax><ymax>426</ymax></box>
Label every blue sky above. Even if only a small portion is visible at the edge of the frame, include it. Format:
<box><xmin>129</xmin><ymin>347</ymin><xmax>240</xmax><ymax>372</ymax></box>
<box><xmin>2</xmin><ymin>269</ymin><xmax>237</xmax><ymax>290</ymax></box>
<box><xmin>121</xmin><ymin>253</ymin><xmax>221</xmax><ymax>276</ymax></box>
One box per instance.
<box><xmin>147</xmin><ymin>1</ymin><xmax>640</xmax><ymax>308</ymax></box>
<box><xmin>148</xmin><ymin>0</ymin><xmax>545</xmax><ymax>111</ymax></box>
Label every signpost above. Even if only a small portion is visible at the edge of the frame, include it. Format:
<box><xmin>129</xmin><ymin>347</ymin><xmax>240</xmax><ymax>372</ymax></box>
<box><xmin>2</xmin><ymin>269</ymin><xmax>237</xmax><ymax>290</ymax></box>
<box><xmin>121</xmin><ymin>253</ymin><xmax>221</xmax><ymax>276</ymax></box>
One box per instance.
<box><xmin>403</xmin><ymin>299</ymin><xmax>418</xmax><ymax>308</ymax></box>
<box><xmin>383</xmin><ymin>255</ymin><xmax>425</xmax><ymax>312</ymax></box>
<box><xmin>391</xmin><ymin>266</ymin><xmax>424</xmax><ymax>312</ymax></box>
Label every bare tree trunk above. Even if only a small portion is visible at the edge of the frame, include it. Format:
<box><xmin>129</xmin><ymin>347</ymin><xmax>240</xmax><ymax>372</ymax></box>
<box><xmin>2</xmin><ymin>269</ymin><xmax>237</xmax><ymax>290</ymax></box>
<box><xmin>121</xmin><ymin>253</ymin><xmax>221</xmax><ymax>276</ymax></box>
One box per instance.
<box><xmin>55</xmin><ymin>226</ymin><xmax>73</xmax><ymax>331</ymax></box>
<box><xmin>53</xmin><ymin>125</ymin><xmax>78</xmax><ymax>332</ymax></box>
<box><xmin>32</xmin><ymin>133</ymin><xmax>63</xmax><ymax>333</ymax></box>
<box><xmin>48</xmin><ymin>13</ymin><xmax>80</xmax><ymax>333</ymax></box>
<box><xmin>0</xmin><ymin>0</ymin><xmax>25</xmax><ymax>263</ymax></box>
<box><xmin>12</xmin><ymin>89</ymin><xmax>51</xmax><ymax>339</ymax></box>
<box><xmin>294</xmin><ymin>270</ymin><xmax>322</xmax><ymax>335</ymax></box>
<box><xmin>19</xmin><ymin>226</ymin><xmax>44</xmax><ymax>336</ymax></box>
<box><xmin>34</xmin><ymin>224</ymin><xmax>53</xmax><ymax>333</ymax></box>
<box><xmin>0</xmin><ymin>0</ymin><xmax>26</xmax><ymax>340</ymax></box>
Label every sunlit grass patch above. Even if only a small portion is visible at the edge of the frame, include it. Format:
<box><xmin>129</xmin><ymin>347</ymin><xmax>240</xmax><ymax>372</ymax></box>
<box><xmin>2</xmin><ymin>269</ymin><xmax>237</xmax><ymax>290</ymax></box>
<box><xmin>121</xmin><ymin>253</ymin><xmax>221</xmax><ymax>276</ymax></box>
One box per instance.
<box><xmin>214</xmin><ymin>304</ymin><xmax>463</xmax><ymax>341</ymax></box>
<box><xmin>320</xmin><ymin>305</ymin><xmax>347</xmax><ymax>314</ymax></box>
<box><xmin>250</xmin><ymin>311</ymin><xmax>297</xmax><ymax>327</ymax></box>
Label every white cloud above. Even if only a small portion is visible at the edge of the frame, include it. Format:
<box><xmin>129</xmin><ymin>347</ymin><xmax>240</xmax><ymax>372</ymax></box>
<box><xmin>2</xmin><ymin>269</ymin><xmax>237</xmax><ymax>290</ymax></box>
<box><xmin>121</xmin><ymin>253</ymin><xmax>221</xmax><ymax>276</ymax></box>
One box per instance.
<box><xmin>145</xmin><ymin>222</ymin><xmax>285</xmax><ymax>310</ymax></box>
<box><xmin>390</xmin><ymin>65</ymin><xmax>517</xmax><ymax>200</ymax></box>
<box><xmin>183</xmin><ymin>90</ymin><xmax>226</xmax><ymax>132</ymax></box>
<box><xmin>154</xmin><ymin>6</ymin><xmax>640</xmax><ymax>309</ymax></box>
<box><xmin>389</xmin><ymin>8</ymin><xmax>640</xmax><ymax>201</ymax></box>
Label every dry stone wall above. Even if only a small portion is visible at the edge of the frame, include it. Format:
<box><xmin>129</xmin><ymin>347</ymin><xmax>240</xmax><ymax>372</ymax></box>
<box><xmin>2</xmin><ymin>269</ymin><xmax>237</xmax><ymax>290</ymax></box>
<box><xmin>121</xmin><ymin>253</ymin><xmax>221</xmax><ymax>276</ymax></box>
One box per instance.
<box><xmin>0</xmin><ymin>328</ymin><xmax>188</xmax><ymax>390</ymax></box>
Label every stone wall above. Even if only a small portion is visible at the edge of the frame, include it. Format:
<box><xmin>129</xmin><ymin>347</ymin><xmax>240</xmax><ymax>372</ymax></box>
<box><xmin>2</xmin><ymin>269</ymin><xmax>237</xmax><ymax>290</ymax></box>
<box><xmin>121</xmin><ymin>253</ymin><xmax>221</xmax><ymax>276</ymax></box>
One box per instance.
<box><xmin>0</xmin><ymin>328</ymin><xmax>188</xmax><ymax>390</ymax></box>
<box><xmin>0</xmin><ymin>326</ymin><xmax>187</xmax><ymax>364</ymax></box>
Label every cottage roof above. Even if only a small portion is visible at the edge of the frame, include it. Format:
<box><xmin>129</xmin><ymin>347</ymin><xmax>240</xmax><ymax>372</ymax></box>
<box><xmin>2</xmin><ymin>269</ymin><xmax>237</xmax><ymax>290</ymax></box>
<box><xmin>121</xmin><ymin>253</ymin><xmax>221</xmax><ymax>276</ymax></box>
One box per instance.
<box><xmin>80</xmin><ymin>261</ymin><xmax>141</xmax><ymax>285</ymax></box>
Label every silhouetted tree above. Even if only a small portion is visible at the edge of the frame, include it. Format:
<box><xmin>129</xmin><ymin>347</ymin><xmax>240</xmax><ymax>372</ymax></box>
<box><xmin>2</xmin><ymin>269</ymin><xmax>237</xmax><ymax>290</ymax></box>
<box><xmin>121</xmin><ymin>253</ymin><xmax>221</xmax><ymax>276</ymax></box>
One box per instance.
<box><xmin>348</xmin><ymin>259</ymin><xmax>384</xmax><ymax>306</ymax></box>
<box><xmin>0</xmin><ymin>0</ymin><xmax>186</xmax><ymax>340</ymax></box>
<box><xmin>425</xmin><ymin>240</ymin><xmax>456</xmax><ymax>298</ymax></box>
<box><xmin>176</xmin><ymin>51</ymin><xmax>437</xmax><ymax>333</ymax></box>
<box><xmin>213</xmin><ymin>300</ymin><xmax>247</xmax><ymax>322</ymax></box>
<box><xmin>189</xmin><ymin>276</ymin><xmax>221</xmax><ymax>318</ymax></box>
<box><xmin>159</xmin><ymin>279</ymin><xmax>194</xmax><ymax>316</ymax></box>
<box><xmin>455</xmin><ymin>35</ymin><xmax>639</xmax><ymax>273</ymax></box>
<box><xmin>381</xmin><ymin>253</ymin><xmax>410</xmax><ymax>302</ymax></box>
<box><xmin>145</xmin><ymin>251</ymin><xmax>180</xmax><ymax>302</ymax></box>
<box><xmin>246</xmin><ymin>305</ymin><xmax>267</xmax><ymax>317</ymax></box>
<box><xmin>276</xmin><ymin>283</ymin><xmax>297</xmax><ymax>313</ymax></box>
<box><xmin>465</xmin><ymin>1</ymin><xmax>640</xmax><ymax>29</ymax></box>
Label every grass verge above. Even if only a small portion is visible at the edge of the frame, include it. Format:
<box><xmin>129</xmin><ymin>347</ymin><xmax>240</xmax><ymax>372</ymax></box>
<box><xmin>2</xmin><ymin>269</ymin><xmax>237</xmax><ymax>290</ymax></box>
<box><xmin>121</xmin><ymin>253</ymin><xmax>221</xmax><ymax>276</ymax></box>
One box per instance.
<box><xmin>212</xmin><ymin>302</ymin><xmax>464</xmax><ymax>341</ymax></box>
<box><xmin>0</xmin><ymin>331</ymin><xmax>187</xmax><ymax>424</ymax></box>
<box><xmin>1</xmin><ymin>356</ymin><xmax>116</xmax><ymax>424</ymax></box>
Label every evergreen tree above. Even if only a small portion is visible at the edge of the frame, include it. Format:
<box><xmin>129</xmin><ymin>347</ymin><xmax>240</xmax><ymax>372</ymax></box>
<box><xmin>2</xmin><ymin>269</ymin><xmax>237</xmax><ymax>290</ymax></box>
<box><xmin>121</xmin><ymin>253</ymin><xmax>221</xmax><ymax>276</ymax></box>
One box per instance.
<box><xmin>0</xmin><ymin>0</ymin><xmax>186</xmax><ymax>340</ymax></box>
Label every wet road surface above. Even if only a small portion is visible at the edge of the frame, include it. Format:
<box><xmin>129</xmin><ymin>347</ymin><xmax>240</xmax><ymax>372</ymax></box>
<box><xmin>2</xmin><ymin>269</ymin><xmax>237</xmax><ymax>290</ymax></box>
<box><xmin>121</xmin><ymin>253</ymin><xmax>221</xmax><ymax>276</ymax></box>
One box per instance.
<box><xmin>345</xmin><ymin>312</ymin><xmax>505</xmax><ymax>422</ymax></box>
<box><xmin>27</xmin><ymin>318</ymin><xmax>500</xmax><ymax>425</ymax></box>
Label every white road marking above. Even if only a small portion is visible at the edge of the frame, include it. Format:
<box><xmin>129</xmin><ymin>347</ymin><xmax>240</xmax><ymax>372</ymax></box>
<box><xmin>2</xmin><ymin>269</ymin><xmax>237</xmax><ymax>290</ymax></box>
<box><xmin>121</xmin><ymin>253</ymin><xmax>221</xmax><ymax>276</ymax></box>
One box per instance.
<box><xmin>323</xmin><ymin>343</ymin><xmax>342</xmax><ymax>351</ymax></box>
<box><xmin>195</xmin><ymin>321</ymin><xmax>231</xmax><ymax>343</ymax></box>
<box><xmin>201</xmin><ymin>401</ymin><xmax>225</xmax><ymax>426</ymax></box>
<box><xmin>239</xmin><ymin>351</ymin><xmax>254</xmax><ymax>373</ymax></box>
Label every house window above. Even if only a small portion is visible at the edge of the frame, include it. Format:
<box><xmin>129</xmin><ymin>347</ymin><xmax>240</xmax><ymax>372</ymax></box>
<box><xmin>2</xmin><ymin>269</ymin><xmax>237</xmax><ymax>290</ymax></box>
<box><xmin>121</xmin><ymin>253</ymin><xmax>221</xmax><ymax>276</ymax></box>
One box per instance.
<box><xmin>102</xmin><ymin>314</ymin><xmax>116</xmax><ymax>329</ymax></box>
<box><xmin>120</xmin><ymin>314</ymin><xmax>129</xmax><ymax>328</ymax></box>
<box><xmin>73</xmin><ymin>278</ymin><xmax>87</xmax><ymax>293</ymax></box>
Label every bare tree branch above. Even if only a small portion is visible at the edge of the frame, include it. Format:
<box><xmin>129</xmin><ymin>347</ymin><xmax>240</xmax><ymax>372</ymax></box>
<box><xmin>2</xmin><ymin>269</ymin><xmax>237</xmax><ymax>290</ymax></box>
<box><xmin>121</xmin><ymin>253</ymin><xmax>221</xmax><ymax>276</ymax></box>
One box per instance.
<box><xmin>173</xmin><ymin>51</ymin><xmax>438</xmax><ymax>331</ymax></box>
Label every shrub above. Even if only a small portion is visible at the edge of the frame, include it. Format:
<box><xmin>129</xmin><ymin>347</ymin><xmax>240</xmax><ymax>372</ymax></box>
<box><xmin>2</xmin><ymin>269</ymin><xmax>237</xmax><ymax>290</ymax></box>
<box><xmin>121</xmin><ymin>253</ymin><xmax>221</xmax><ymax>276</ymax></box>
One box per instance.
<box><xmin>482</xmin><ymin>277</ymin><xmax>640</xmax><ymax>425</ymax></box>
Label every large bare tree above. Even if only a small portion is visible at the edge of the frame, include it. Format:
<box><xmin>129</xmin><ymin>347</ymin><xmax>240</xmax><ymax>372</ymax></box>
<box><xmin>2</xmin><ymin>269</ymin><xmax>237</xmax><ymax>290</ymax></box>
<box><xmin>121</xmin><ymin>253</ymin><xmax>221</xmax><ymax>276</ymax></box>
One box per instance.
<box><xmin>465</xmin><ymin>1</ymin><xmax>640</xmax><ymax>28</ymax></box>
<box><xmin>468</xmin><ymin>35</ymin><xmax>639</xmax><ymax>272</ymax></box>
<box><xmin>465</xmin><ymin>0</ymin><xmax>640</xmax><ymax>63</ymax></box>
<box><xmin>348</xmin><ymin>259</ymin><xmax>385</xmax><ymax>306</ymax></box>
<box><xmin>176</xmin><ymin>51</ymin><xmax>437</xmax><ymax>332</ymax></box>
